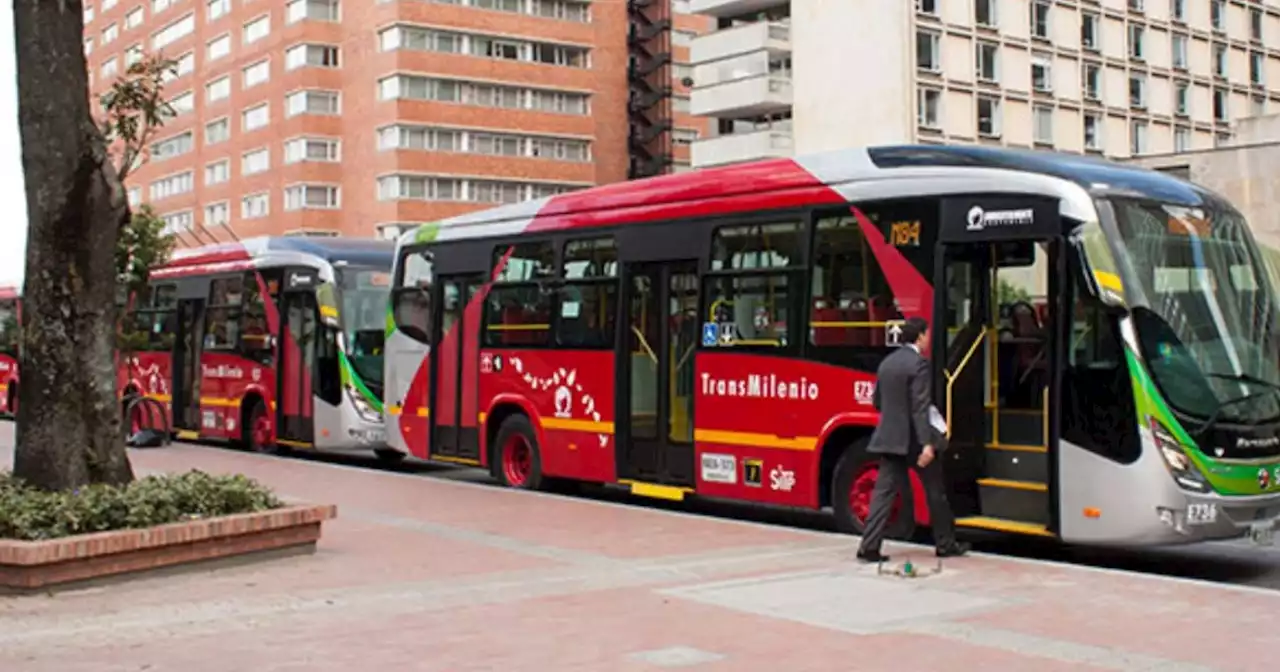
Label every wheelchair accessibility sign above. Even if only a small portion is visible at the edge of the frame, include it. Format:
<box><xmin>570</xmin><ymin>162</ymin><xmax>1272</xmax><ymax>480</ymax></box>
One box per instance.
<box><xmin>702</xmin><ymin>322</ymin><xmax>718</xmax><ymax>346</ymax></box>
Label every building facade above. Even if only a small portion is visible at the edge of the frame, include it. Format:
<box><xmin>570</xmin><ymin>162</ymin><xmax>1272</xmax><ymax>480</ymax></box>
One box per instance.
<box><xmin>84</xmin><ymin>0</ymin><xmax>699</xmax><ymax>244</ymax></box>
<box><xmin>689</xmin><ymin>0</ymin><xmax>1280</xmax><ymax>167</ymax></box>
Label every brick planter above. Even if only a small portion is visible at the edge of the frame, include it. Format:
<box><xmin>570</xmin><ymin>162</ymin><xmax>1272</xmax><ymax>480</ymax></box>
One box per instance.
<box><xmin>0</xmin><ymin>504</ymin><xmax>337</xmax><ymax>591</ymax></box>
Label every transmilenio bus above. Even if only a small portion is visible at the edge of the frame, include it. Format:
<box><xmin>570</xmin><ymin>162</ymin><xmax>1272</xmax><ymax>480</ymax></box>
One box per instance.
<box><xmin>0</xmin><ymin>286</ymin><xmax>19</xmax><ymax>416</ymax></box>
<box><xmin>382</xmin><ymin>145</ymin><xmax>1280</xmax><ymax>547</ymax></box>
<box><xmin>120</xmin><ymin>236</ymin><xmax>393</xmax><ymax>456</ymax></box>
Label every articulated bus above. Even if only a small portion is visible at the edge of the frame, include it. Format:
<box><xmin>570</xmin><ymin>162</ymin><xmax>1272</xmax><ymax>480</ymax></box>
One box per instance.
<box><xmin>120</xmin><ymin>236</ymin><xmax>393</xmax><ymax>456</ymax></box>
<box><xmin>0</xmin><ymin>286</ymin><xmax>19</xmax><ymax>416</ymax></box>
<box><xmin>383</xmin><ymin>145</ymin><xmax>1280</xmax><ymax>548</ymax></box>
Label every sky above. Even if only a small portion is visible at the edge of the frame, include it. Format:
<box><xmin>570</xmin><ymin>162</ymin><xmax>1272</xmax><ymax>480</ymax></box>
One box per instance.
<box><xmin>0</xmin><ymin>4</ymin><xmax>28</xmax><ymax>289</ymax></box>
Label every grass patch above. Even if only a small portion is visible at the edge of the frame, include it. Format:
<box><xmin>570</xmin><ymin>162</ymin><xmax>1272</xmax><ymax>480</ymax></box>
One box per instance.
<box><xmin>0</xmin><ymin>470</ymin><xmax>283</xmax><ymax>541</ymax></box>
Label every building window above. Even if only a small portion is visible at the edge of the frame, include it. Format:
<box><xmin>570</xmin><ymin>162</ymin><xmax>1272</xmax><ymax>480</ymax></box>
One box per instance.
<box><xmin>285</xmin><ymin>90</ymin><xmax>340</xmax><ymax>117</ymax></box>
<box><xmin>1172</xmin><ymin>34</ymin><xmax>1187</xmax><ymax>69</ymax></box>
<box><xmin>242</xmin><ymin>103</ymin><xmax>269</xmax><ymax>131</ymax></box>
<box><xmin>975</xmin><ymin>42</ymin><xmax>998</xmax><ymax>81</ymax></box>
<box><xmin>100</xmin><ymin>57</ymin><xmax>118</xmax><ymax>79</ymax></box>
<box><xmin>207</xmin><ymin>0</ymin><xmax>230</xmax><ymax>20</ymax></box>
<box><xmin>1213</xmin><ymin>44</ymin><xmax>1227</xmax><ymax>77</ymax></box>
<box><xmin>1213</xmin><ymin>88</ymin><xmax>1228</xmax><ymax>122</ymax></box>
<box><xmin>1210</xmin><ymin>1</ymin><xmax>1224</xmax><ymax>31</ymax></box>
<box><xmin>285</xmin><ymin>44</ymin><xmax>340</xmax><ymax>70</ymax></box>
<box><xmin>242</xmin><ymin>147</ymin><xmax>270</xmax><ymax>175</ymax></box>
<box><xmin>1175</xmin><ymin>82</ymin><xmax>1189</xmax><ymax>116</ymax></box>
<box><xmin>243</xmin><ymin>15</ymin><xmax>270</xmax><ymax>44</ymax></box>
<box><xmin>151</xmin><ymin>131</ymin><xmax>193</xmax><ymax>160</ymax></box>
<box><xmin>916</xmin><ymin>31</ymin><xmax>940</xmax><ymax>72</ymax></box>
<box><xmin>149</xmin><ymin>171</ymin><xmax>194</xmax><ymax>200</ymax></box>
<box><xmin>1082</xmin><ymin>63</ymin><xmax>1100</xmax><ymax>100</ymax></box>
<box><xmin>152</xmin><ymin>13</ymin><xmax>195</xmax><ymax>51</ymax></box>
<box><xmin>128</xmin><ymin>187</ymin><xmax>140</xmax><ymax>206</ymax></box>
<box><xmin>207</xmin><ymin>34</ymin><xmax>231</xmax><ymax>61</ymax></box>
<box><xmin>1171</xmin><ymin>0</ymin><xmax>1185</xmax><ymax>22</ymax></box>
<box><xmin>917</xmin><ymin>88</ymin><xmax>940</xmax><ymax>128</ymax></box>
<box><xmin>1081</xmin><ymin>13</ymin><xmax>1099</xmax><ymax>50</ymax></box>
<box><xmin>103</xmin><ymin>0</ymin><xmax>117</xmax><ymax>8</ymax></box>
<box><xmin>1031</xmin><ymin>2</ymin><xmax>1050</xmax><ymax>38</ymax></box>
<box><xmin>1128</xmin><ymin>24</ymin><xmax>1144</xmax><ymax>59</ymax></box>
<box><xmin>241</xmin><ymin>193</ymin><xmax>269</xmax><ymax>219</ymax></box>
<box><xmin>975</xmin><ymin>0</ymin><xmax>996</xmax><ymax>27</ymax></box>
<box><xmin>242</xmin><ymin>59</ymin><xmax>270</xmax><ymax>88</ymax></box>
<box><xmin>125</xmin><ymin>44</ymin><xmax>143</xmax><ymax>67</ymax></box>
<box><xmin>1031</xmin><ymin>57</ymin><xmax>1052</xmax><ymax>92</ymax></box>
<box><xmin>286</xmin><ymin>0</ymin><xmax>339</xmax><ymax>23</ymax></box>
<box><xmin>204</xmin><ymin>201</ymin><xmax>229</xmax><ymax>227</ymax></box>
<box><xmin>1128</xmin><ymin>0</ymin><xmax>1143</xmax><ymax>10</ymax></box>
<box><xmin>204</xmin><ymin>159</ymin><xmax>230</xmax><ymax>185</ymax></box>
<box><xmin>84</xmin><ymin>4</ymin><xmax>94</xmax><ymax>23</ymax></box>
<box><xmin>1083</xmin><ymin>114</ymin><xmax>1101</xmax><ymax>150</ymax></box>
<box><xmin>1252</xmin><ymin>8</ymin><xmax>1264</xmax><ymax>42</ymax></box>
<box><xmin>1033</xmin><ymin>105</ymin><xmax>1053</xmax><ymax>145</ymax></box>
<box><xmin>977</xmin><ymin>96</ymin><xmax>1000</xmax><ymax>136</ymax></box>
<box><xmin>1130</xmin><ymin>120</ymin><xmax>1148</xmax><ymax>155</ymax></box>
<box><xmin>167</xmin><ymin>52</ymin><xmax>195</xmax><ymax>82</ymax></box>
<box><xmin>159</xmin><ymin>211</ymin><xmax>194</xmax><ymax>235</ymax></box>
<box><xmin>205</xmin><ymin>118</ymin><xmax>229</xmax><ymax>145</ymax></box>
<box><xmin>167</xmin><ymin>91</ymin><xmax>194</xmax><ymax>117</ymax></box>
<box><xmin>1129</xmin><ymin>75</ymin><xmax>1146</xmax><ymax>109</ymax></box>
<box><xmin>206</xmin><ymin>75</ymin><xmax>230</xmax><ymax>102</ymax></box>
<box><xmin>377</xmin><ymin>74</ymin><xmax>590</xmax><ymax>115</ymax></box>
<box><xmin>125</xmin><ymin>7</ymin><xmax>143</xmax><ymax>29</ymax></box>
<box><xmin>1174</xmin><ymin>127</ymin><xmax>1191</xmax><ymax>152</ymax></box>
<box><xmin>1253</xmin><ymin>95</ymin><xmax>1266</xmax><ymax>116</ymax></box>
<box><xmin>102</xmin><ymin>23</ymin><xmax>118</xmax><ymax>45</ymax></box>
<box><xmin>153</xmin><ymin>0</ymin><xmax>171</xmax><ymax>13</ymax></box>
<box><xmin>916</xmin><ymin>0</ymin><xmax>937</xmax><ymax>15</ymax></box>
<box><xmin>1251</xmin><ymin>52</ymin><xmax>1264</xmax><ymax>86</ymax></box>
<box><xmin>284</xmin><ymin>185</ymin><xmax>340</xmax><ymax>210</ymax></box>
<box><xmin>284</xmin><ymin>137</ymin><xmax>340</xmax><ymax>163</ymax></box>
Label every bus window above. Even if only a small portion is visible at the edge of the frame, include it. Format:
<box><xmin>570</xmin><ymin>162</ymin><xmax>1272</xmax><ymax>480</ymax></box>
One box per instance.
<box><xmin>485</xmin><ymin>241</ymin><xmax>555</xmax><ymax>347</ymax></box>
<box><xmin>239</xmin><ymin>272</ymin><xmax>273</xmax><ymax>365</ymax></box>
<box><xmin>556</xmin><ymin>237</ymin><xmax>618</xmax><ymax>349</ymax></box>
<box><xmin>704</xmin><ymin>221</ymin><xmax>803</xmax><ymax>348</ymax></box>
<box><xmin>122</xmin><ymin>283</ymin><xmax>177</xmax><ymax>352</ymax></box>
<box><xmin>204</xmin><ymin>276</ymin><xmax>244</xmax><ymax>351</ymax></box>
<box><xmin>0</xmin><ymin>300</ymin><xmax>19</xmax><ymax>355</ymax></box>
<box><xmin>391</xmin><ymin>249</ymin><xmax>433</xmax><ymax>344</ymax></box>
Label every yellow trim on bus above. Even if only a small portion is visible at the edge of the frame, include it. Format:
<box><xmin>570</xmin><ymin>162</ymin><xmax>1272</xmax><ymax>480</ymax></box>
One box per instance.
<box><xmin>693</xmin><ymin>428</ymin><xmax>817</xmax><ymax>452</ymax></box>
<box><xmin>277</xmin><ymin>439</ymin><xmax>314</xmax><ymax>449</ymax></box>
<box><xmin>621</xmin><ymin>480</ymin><xmax>690</xmax><ymax>501</ymax></box>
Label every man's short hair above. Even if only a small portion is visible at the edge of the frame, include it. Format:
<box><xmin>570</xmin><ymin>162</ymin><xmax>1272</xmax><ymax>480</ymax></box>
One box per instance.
<box><xmin>901</xmin><ymin>316</ymin><xmax>930</xmax><ymax>344</ymax></box>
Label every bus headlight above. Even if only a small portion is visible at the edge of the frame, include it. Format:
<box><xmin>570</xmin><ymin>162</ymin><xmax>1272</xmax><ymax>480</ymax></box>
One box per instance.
<box><xmin>1149</xmin><ymin>417</ymin><xmax>1210</xmax><ymax>493</ymax></box>
<box><xmin>347</xmin><ymin>386</ymin><xmax>382</xmax><ymax>423</ymax></box>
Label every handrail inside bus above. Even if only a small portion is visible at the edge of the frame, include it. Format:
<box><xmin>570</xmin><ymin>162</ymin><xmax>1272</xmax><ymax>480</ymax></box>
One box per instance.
<box><xmin>631</xmin><ymin>326</ymin><xmax>658</xmax><ymax>364</ymax></box>
<box><xmin>943</xmin><ymin>328</ymin><xmax>989</xmax><ymax>439</ymax></box>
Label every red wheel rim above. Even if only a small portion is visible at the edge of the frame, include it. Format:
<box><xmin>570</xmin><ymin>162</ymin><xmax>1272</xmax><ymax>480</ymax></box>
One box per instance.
<box><xmin>501</xmin><ymin>434</ymin><xmax>532</xmax><ymax>487</ymax></box>
<box><xmin>849</xmin><ymin>462</ymin><xmax>903</xmax><ymax>528</ymax></box>
<box><xmin>251</xmin><ymin>410</ymin><xmax>272</xmax><ymax>450</ymax></box>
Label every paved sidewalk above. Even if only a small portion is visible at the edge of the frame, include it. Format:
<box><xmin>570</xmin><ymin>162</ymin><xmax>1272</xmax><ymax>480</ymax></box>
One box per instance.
<box><xmin>2</xmin><ymin>428</ymin><xmax>1278</xmax><ymax>671</ymax></box>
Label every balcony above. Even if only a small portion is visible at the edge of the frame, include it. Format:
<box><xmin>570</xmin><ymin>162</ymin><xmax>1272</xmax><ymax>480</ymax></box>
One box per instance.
<box><xmin>691</xmin><ymin>129</ymin><xmax>793</xmax><ymax>167</ymax></box>
<box><xmin>691</xmin><ymin>73</ymin><xmax>792</xmax><ymax>118</ymax></box>
<box><xmin>691</xmin><ymin>21</ymin><xmax>790</xmax><ymax>65</ymax></box>
<box><xmin>689</xmin><ymin>0</ymin><xmax>788</xmax><ymax>18</ymax></box>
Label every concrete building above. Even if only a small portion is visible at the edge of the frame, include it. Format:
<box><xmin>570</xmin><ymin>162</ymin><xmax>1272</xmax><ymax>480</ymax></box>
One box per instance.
<box><xmin>83</xmin><ymin>0</ymin><xmax>706</xmax><ymax>244</ymax></box>
<box><xmin>689</xmin><ymin>0</ymin><xmax>1280</xmax><ymax>168</ymax></box>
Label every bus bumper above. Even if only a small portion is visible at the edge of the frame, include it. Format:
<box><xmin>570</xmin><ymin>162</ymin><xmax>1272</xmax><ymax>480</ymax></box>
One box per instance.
<box><xmin>1156</xmin><ymin>491</ymin><xmax>1280</xmax><ymax>546</ymax></box>
<box><xmin>311</xmin><ymin>400</ymin><xmax>388</xmax><ymax>453</ymax></box>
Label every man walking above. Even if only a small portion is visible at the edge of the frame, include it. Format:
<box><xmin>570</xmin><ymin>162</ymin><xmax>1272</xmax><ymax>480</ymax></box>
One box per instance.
<box><xmin>856</xmin><ymin>316</ymin><xmax>969</xmax><ymax>562</ymax></box>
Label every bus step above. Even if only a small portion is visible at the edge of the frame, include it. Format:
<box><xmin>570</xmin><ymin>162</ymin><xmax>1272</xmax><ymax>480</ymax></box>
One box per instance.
<box><xmin>955</xmin><ymin>516</ymin><xmax>1053</xmax><ymax>537</ymax></box>
<box><xmin>976</xmin><ymin>478</ymin><xmax>1050</xmax><ymax>526</ymax></box>
<box><xmin>982</xmin><ymin>447</ymin><xmax>1048</xmax><ymax>483</ymax></box>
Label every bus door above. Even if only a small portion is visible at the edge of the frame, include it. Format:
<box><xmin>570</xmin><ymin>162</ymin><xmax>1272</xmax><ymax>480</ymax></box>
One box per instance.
<box><xmin>276</xmin><ymin>269</ymin><xmax>319</xmax><ymax>447</ymax></box>
<box><xmin>617</xmin><ymin>259</ymin><xmax>700</xmax><ymax>487</ymax></box>
<box><xmin>429</xmin><ymin>274</ymin><xmax>485</xmax><ymax>462</ymax></box>
<box><xmin>935</xmin><ymin>195</ymin><xmax>1065</xmax><ymax>533</ymax></box>
<box><xmin>170</xmin><ymin>298</ymin><xmax>205</xmax><ymax>432</ymax></box>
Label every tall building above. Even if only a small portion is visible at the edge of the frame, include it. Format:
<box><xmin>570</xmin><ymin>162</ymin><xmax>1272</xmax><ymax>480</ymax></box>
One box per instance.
<box><xmin>689</xmin><ymin>0</ymin><xmax>1280</xmax><ymax>167</ymax></box>
<box><xmin>83</xmin><ymin>0</ymin><xmax>647</xmax><ymax>244</ymax></box>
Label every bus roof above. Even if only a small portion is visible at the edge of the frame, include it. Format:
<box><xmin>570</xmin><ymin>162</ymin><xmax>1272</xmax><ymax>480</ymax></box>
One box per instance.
<box><xmin>398</xmin><ymin>144</ymin><xmax>1222</xmax><ymax>248</ymax></box>
<box><xmin>162</xmin><ymin>236</ymin><xmax>395</xmax><ymax>271</ymax></box>
<box><xmin>0</xmin><ymin>286</ymin><xmax>18</xmax><ymax>301</ymax></box>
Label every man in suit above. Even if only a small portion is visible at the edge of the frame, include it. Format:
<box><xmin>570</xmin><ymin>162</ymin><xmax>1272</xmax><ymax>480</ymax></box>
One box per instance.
<box><xmin>856</xmin><ymin>316</ymin><xmax>969</xmax><ymax>563</ymax></box>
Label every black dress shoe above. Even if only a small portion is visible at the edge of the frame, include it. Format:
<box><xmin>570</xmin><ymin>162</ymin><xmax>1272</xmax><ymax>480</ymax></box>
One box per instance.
<box><xmin>935</xmin><ymin>542</ymin><xmax>971</xmax><ymax>558</ymax></box>
<box><xmin>856</xmin><ymin>549</ymin><xmax>891</xmax><ymax>563</ymax></box>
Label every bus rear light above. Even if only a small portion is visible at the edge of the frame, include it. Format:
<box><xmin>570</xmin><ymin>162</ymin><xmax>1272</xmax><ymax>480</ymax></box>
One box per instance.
<box><xmin>1148</xmin><ymin>416</ymin><xmax>1209</xmax><ymax>493</ymax></box>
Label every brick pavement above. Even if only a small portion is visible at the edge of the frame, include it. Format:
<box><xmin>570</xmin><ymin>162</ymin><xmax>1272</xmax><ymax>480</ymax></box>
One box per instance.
<box><xmin>1</xmin><ymin>426</ymin><xmax>1278</xmax><ymax>671</ymax></box>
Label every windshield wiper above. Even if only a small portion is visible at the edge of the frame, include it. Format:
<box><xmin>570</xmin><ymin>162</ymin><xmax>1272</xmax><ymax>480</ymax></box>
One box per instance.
<box><xmin>1203</xmin><ymin>371</ymin><xmax>1280</xmax><ymax>393</ymax></box>
<box><xmin>1192</xmin><ymin>388</ymin><xmax>1276</xmax><ymax>438</ymax></box>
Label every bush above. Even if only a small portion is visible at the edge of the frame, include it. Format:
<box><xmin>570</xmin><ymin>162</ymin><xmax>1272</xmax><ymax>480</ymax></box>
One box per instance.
<box><xmin>0</xmin><ymin>470</ymin><xmax>283</xmax><ymax>541</ymax></box>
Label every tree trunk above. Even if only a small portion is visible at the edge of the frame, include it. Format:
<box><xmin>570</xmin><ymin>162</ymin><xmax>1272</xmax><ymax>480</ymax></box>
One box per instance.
<box><xmin>11</xmin><ymin>0</ymin><xmax>134</xmax><ymax>490</ymax></box>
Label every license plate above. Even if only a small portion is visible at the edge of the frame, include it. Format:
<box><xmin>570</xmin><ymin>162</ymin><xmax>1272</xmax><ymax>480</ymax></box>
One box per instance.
<box><xmin>1187</xmin><ymin>503</ymin><xmax>1218</xmax><ymax>525</ymax></box>
<box><xmin>1250</xmin><ymin>522</ymin><xmax>1275</xmax><ymax>546</ymax></box>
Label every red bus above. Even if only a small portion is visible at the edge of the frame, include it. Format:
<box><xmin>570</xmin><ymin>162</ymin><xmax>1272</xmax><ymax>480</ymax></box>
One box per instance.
<box><xmin>0</xmin><ymin>286</ymin><xmax>20</xmax><ymax>416</ymax></box>
<box><xmin>119</xmin><ymin>236</ymin><xmax>394</xmax><ymax>455</ymax></box>
<box><xmin>383</xmin><ymin>145</ymin><xmax>1280</xmax><ymax>548</ymax></box>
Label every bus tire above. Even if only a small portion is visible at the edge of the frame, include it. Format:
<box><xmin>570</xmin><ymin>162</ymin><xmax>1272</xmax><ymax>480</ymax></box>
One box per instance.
<box><xmin>243</xmin><ymin>399</ymin><xmax>282</xmax><ymax>455</ymax></box>
<box><xmin>831</xmin><ymin>443</ymin><xmax>916</xmax><ymax>540</ymax></box>
<box><xmin>493</xmin><ymin>414</ymin><xmax>544</xmax><ymax>491</ymax></box>
<box><xmin>375</xmin><ymin>448</ymin><xmax>406</xmax><ymax>464</ymax></box>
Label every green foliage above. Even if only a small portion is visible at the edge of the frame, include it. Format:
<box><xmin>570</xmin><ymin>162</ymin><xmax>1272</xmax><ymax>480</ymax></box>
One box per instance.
<box><xmin>98</xmin><ymin>55</ymin><xmax>178</xmax><ymax>180</ymax></box>
<box><xmin>117</xmin><ymin>204</ymin><xmax>175</xmax><ymax>299</ymax></box>
<box><xmin>998</xmin><ymin>278</ymin><xmax>1032</xmax><ymax>304</ymax></box>
<box><xmin>0</xmin><ymin>470</ymin><xmax>282</xmax><ymax>541</ymax></box>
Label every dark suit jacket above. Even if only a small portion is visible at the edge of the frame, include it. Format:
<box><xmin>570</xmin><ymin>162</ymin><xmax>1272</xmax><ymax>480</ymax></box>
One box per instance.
<box><xmin>868</xmin><ymin>345</ymin><xmax>940</xmax><ymax>457</ymax></box>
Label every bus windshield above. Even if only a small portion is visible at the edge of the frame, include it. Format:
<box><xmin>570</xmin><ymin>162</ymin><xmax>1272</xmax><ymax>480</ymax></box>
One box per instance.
<box><xmin>1110</xmin><ymin>198</ymin><xmax>1280</xmax><ymax>426</ymax></box>
<box><xmin>0</xmin><ymin>301</ymin><xmax>18</xmax><ymax>355</ymax></box>
<box><xmin>337</xmin><ymin>266</ymin><xmax>391</xmax><ymax>393</ymax></box>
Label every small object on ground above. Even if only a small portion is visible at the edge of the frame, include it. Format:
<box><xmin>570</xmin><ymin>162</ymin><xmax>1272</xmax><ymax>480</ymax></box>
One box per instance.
<box><xmin>127</xmin><ymin>428</ymin><xmax>167</xmax><ymax>448</ymax></box>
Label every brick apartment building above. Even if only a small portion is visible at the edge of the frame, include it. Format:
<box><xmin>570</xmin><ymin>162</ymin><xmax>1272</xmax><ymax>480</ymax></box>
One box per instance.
<box><xmin>82</xmin><ymin>0</ymin><xmax>710</xmax><ymax>245</ymax></box>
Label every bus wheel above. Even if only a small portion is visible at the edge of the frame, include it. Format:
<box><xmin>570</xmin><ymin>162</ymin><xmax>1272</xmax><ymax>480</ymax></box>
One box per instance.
<box><xmin>832</xmin><ymin>446</ymin><xmax>915</xmax><ymax>540</ymax></box>
<box><xmin>494</xmin><ymin>414</ymin><xmax>543</xmax><ymax>491</ymax></box>
<box><xmin>375</xmin><ymin>448</ymin><xmax>406</xmax><ymax>464</ymax></box>
<box><xmin>244</xmin><ymin>400</ymin><xmax>279</xmax><ymax>455</ymax></box>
